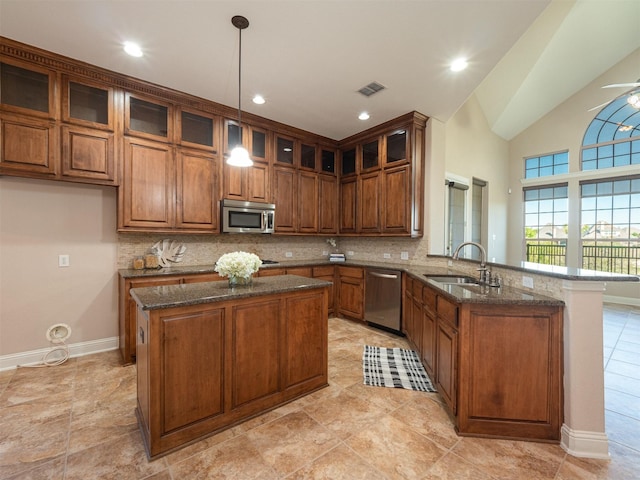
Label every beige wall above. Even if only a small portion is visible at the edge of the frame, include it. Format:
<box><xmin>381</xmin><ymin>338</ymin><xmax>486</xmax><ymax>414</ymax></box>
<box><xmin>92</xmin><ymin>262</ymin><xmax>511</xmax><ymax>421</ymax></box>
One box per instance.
<box><xmin>0</xmin><ymin>177</ymin><xmax>119</xmax><ymax>357</ymax></box>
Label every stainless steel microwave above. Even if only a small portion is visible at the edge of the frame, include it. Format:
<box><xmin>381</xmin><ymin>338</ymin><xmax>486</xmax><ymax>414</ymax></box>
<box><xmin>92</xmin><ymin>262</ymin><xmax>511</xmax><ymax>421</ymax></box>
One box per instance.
<box><xmin>221</xmin><ymin>199</ymin><xmax>275</xmax><ymax>234</ymax></box>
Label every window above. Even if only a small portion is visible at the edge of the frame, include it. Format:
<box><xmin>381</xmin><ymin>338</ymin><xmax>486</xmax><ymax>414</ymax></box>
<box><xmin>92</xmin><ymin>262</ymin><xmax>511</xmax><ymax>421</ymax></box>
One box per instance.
<box><xmin>524</xmin><ymin>184</ymin><xmax>568</xmax><ymax>266</ymax></box>
<box><xmin>582</xmin><ymin>93</ymin><xmax>640</xmax><ymax>170</ymax></box>
<box><xmin>524</xmin><ymin>151</ymin><xmax>568</xmax><ymax>179</ymax></box>
<box><xmin>580</xmin><ymin>176</ymin><xmax>640</xmax><ymax>274</ymax></box>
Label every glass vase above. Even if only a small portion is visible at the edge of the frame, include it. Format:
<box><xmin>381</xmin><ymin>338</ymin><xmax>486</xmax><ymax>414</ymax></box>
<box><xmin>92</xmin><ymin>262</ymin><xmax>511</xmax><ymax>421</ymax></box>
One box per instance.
<box><xmin>228</xmin><ymin>275</ymin><xmax>253</xmax><ymax>288</ymax></box>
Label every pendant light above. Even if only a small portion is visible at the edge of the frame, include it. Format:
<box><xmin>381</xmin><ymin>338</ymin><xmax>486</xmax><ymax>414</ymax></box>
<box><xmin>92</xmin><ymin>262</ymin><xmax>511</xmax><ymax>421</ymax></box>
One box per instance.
<box><xmin>227</xmin><ymin>15</ymin><xmax>253</xmax><ymax>167</ymax></box>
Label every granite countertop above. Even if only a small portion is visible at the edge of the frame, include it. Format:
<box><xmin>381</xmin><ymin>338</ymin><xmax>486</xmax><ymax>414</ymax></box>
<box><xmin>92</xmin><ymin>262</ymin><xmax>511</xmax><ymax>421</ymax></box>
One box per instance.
<box><xmin>121</xmin><ymin>256</ymin><xmax>637</xmax><ymax>308</ymax></box>
<box><xmin>130</xmin><ymin>274</ymin><xmax>332</xmax><ymax>311</ymax></box>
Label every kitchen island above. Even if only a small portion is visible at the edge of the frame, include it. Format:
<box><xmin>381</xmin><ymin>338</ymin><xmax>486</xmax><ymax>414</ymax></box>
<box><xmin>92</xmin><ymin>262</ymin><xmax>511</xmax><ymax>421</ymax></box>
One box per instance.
<box><xmin>130</xmin><ymin>275</ymin><xmax>331</xmax><ymax>458</ymax></box>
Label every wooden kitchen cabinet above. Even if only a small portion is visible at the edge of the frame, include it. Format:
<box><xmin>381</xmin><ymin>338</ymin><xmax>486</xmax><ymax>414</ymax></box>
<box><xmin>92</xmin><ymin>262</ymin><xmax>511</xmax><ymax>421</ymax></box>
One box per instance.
<box><xmin>119</xmin><ymin>271</ymin><xmax>224</xmax><ymax>364</ymax></box>
<box><xmin>421</xmin><ymin>286</ymin><xmax>437</xmax><ymax>379</ymax></box>
<box><xmin>338</xmin><ymin>112</ymin><xmax>426</xmax><ymax>237</ymax></box>
<box><xmin>457</xmin><ymin>303</ymin><xmax>563</xmax><ymax>440</ymax></box>
<box><xmin>61</xmin><ymin>125</ymin><xmax>116</xmax><ymax>184</ymax></box>
<box><xmin>223</xmin><ymin>160</ymin><xmax>270</xmax><ymax>203</ymax></box>
<box><xmin>175</xmin><ymin>148</ymin><xmax>218</xmax><ymax>231</ymax></box>
<box><xmin>273</xmin><ymin>166</ymin><xmax>296</xmax><ymax>232</ymax></box>
<box><xmin>124</xmin><ymin>93</ymin><xmax>172</xmax><ymax>142</ymax></box>
<box><xmin>119</xmin><ymin>139</ymin><xmax>219</xmax><ymax>232</ymax></box>
<box><xmin>382</xmin><ymin>165</ymin><xmax>410</xmax><ymax>234</ymax></box>
<box><xmin>119</xmin><ymin>137</ymin><xmax>174</xmax><ymax>230</ymax></box>
<box><xmin>312</xmin><ymin>265</ymin><xmax>335</xmax><ymax>315</ymax></box>
<box><xmin>135</xmin><ymin>283</ymin><xmax>328</xmax><ymax>458</ymax></box>
<box><xmin>120</xmin><ymin>275</ymin><xmax>182</xmax><ymax>364</ymax></box>
<box><xmin>178</xmin><ymin>108</ymin><xmax>217</xmax><ymax>152</ymax></box>
<box><xmin>297</xmin><ymin>171</ymin><xmax>318</xmax><ymax>233</ymax></box>
<box><xmin>412</xmin><ymin>277</ymin><xmax>563</xmax><ymax>441</ymax></box>
<box><xmin>339</xmin><ymin>176</ymin><xmax>357</xmax><ymax>233</ymax></box>
<box><xmin>337</xmin><ymin>266</ymin><xmax>364</xmax><ymax>321</ymax></box>
<box><xmin>0</xmin><ymin>113</ymin><xmax>57</xmax><ymax>177</ymax></box>
<box><xmin>318</xmin><ymin>174</ymin><xmax>338</xmax><ymax>234</ymax></box>
<box><xmin>436</xmin><ymin>313</ymin><xmax>458</xmax><ymax>414</ymax></box>
<box><xmin>358</xmin><ymin>171</ymin><xmax>381</xmax><ymax>233</ymax></box>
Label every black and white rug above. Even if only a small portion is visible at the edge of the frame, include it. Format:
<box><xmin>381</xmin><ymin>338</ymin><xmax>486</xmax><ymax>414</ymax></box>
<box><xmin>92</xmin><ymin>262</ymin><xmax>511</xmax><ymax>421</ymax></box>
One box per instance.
<box><xmin>363</xmin><ymin>345</ymin><xmax>436</xmax><ymax>392</ymax></box>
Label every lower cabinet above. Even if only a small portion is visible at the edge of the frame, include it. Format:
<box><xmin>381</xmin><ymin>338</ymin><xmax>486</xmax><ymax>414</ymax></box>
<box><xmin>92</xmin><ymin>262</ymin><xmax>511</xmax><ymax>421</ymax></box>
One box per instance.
<box><xmin>405</xmin><ymin>275</ymin><xmax>563</xmax><ymax>442</ymax></box>
<box><xmin>136</xmin><ymin>286</ymin><xmax>328</xmax><ymax>458</ymax></box>
<box><xmin>337</xmin><ymin>266</ymin><xmax>364</xmax><ymax>320</ymax></box>
<box><xmin>119</xmin><ymin>272</ymin><xmax>223</xmax><ymax>364</ymax></box>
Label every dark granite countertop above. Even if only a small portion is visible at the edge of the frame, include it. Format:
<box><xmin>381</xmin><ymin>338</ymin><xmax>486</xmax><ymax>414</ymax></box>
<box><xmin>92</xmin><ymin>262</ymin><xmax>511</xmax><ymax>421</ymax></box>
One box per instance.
<box><xmin>130</xmin><ymin>274</ymin><xmax>332</xmax><ymax>311</ymax></box>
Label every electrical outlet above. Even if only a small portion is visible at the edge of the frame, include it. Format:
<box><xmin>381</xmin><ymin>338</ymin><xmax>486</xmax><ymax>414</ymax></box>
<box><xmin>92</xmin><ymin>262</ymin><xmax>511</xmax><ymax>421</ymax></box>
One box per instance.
<box><xmin>522</xmin><ymin>276</ymin><xmax>534</xmax><ymax>288</ymax></box>
<box><xmin>447</xmin><ymin>260</ymin><xmax>453</xmax><ymax>267</ymax></box>
<box><xmin>400</xmin><ymin>251</ymin><xmax>409</xmax><ymax>260</ymax></box>
<box><xmin>383</xmin><ymin>253</ymin><xmax>391</xmax><ymax>259</ymax></box>
<box><xmin>58</xmin><ymin>254</ymin><xmax>70</xmax><ymax>267</ymax></box>
<box><xmin>285</xmin><ymin>252</ymin><xmax>293</xmax><ymax>258</ymax></box>
<box><xmin>322</xmin><ymin>250</ymin><xmax>328</xmax><ymax>256</ymax></box>
<box><xmin>347</xmin><ymin>251</ymin><xmax>354</xmax><ymax>257</ymax></box>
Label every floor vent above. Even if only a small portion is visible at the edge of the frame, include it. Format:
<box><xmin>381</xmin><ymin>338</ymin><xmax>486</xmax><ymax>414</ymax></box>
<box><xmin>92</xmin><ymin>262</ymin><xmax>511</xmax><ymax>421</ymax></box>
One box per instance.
<box><xmin>357</xmin><ymin>81</ymin><xmax>386</xmax><ymax>97</ymax></box>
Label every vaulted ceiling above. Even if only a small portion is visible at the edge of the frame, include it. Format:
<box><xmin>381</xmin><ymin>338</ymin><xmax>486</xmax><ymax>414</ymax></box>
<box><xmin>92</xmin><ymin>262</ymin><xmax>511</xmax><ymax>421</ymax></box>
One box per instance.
<box><xmin>1</xmin><ymin>0</ymin><xmax>638</xmax><ymax>141</ymax></box>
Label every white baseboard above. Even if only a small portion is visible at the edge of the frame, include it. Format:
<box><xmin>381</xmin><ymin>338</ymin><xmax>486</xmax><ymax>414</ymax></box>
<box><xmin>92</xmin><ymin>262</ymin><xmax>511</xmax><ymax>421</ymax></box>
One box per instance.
<box><xmin>0</xmin><ymin>337</ymin><xmax>119</xmax><ymax>371</ymax></box>
<box><xmin>603</xmin><ymin>294</ymin><xmax>640</xmax><ymax>308</ymax></box>
<box><xmin>561</xmin><ymin>424</ymin><xmax>610</xmax><ymax>459</ymax></box>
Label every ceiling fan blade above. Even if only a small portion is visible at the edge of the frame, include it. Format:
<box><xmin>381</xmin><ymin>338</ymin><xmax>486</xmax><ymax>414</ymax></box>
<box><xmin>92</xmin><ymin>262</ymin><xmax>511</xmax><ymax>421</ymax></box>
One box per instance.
<box><xmin>602</xmin><ymin>82</ymin><xmax>640</xmax><ymax>89</ymax></box>
<box><xmin>588</xmin><ymin>101</ymin><xmax>611</xmax><ymax>112</ymax></box>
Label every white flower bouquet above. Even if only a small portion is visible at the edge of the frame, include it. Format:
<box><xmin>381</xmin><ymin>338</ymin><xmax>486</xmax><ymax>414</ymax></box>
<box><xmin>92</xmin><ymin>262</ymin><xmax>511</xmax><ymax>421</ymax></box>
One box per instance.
<box><xmin>215</xmin><ymin>251</ymin><xmax>262</xmax><ymax>282</ymax></box>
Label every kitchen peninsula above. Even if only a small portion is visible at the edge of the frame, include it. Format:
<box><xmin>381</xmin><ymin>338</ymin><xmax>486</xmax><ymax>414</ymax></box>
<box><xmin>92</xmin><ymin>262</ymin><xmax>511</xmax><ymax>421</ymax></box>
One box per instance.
<box><xmin>130</xmin><ymin>275</ymin><xmax>331</xmax><ymax>458</ymax></box>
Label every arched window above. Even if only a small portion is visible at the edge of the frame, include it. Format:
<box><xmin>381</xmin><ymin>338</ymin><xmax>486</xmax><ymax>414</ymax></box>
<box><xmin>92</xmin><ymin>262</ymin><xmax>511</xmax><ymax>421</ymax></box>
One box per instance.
<box><xmin>580</xmin><ymin>91</ymin><xmax>640</xmax><ymax>274</ymax></box>
<box><xmin>582</xmin><ymin>92</ymin><xmax>640</xmax><ymax>170</ymax></box>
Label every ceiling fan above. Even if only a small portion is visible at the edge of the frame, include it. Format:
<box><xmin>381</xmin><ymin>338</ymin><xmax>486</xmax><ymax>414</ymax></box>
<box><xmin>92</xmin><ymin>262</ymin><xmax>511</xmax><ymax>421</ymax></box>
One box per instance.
<box><xmin>588</xmin><ymin>78</ymin><xmax>640</xmax><ymax>112</ymax></box>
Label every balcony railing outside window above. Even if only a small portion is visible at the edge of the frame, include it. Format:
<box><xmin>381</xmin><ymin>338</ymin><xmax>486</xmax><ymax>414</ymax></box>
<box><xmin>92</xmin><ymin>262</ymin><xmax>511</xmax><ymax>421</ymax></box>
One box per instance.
<box><xmin>526</xmin><ymin>241</ymin><xmax>640</xmax><ymax>275</ymax></box>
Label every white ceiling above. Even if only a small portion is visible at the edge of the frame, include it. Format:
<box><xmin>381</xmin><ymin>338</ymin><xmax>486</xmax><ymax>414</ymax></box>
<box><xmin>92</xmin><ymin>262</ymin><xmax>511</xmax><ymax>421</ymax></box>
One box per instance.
<box><xmin>1</xmin><ymin>0</ymin><xmax>639</xmax><ymax>141</ymax></box>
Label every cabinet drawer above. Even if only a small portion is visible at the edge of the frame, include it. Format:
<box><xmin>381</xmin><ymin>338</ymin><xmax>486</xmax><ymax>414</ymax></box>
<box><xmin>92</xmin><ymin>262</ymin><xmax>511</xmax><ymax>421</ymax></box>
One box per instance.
<box><xmin>130</xmin><ymin>276</ymin><xmax>182</xmax><ymax>288</ymax></box>
<box><xmin>182</xmin><ymin>273</ymin><xmax>223</xmax><ymax>284</ymax></box>
<box><xmin>422</xmin><ymin>286</ymin><xmax>437</xmax><ymax>312</ymax></box>
<box><xmin>338</xmin><ymin>266</ymin><xmax>363</xmax><ymax>279</ymax></box>
<box><xmin>258</xmin><ymin>268</ymin><xmax>286</xmax><ymax>277</ymax></box>
<box><xmin>312</xmin><ymin>266</ymin><xmax>334</xmax><ymax>277</ymax></box>
<box><xmin>437</xmin><ymin>296</ymin><xmax>458</xmax><ymax>326</ymax></box>
<box><xmin>286</xmin><ymin>267</ymin><xmax>312</xmax><ymax>277</ymax></box>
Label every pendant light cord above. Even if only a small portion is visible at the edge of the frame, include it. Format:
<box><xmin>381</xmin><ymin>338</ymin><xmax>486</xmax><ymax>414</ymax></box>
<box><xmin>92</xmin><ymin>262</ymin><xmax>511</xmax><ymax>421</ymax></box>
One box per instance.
<box><xmin>237</xmin><ymin>25</ymin><xmax>242</xmax><ymax>129</ymax></box>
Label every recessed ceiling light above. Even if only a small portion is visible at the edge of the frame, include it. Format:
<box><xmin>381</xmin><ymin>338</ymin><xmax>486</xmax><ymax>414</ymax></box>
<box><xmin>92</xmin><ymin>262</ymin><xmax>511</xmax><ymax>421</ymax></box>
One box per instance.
<box><xmin>450</xmin><ymin>57</ymin><xmax>468</xmax><ymax>72</ymax></box>
<box><xmin>123</xmin><ymin>41</ymin><xmax>143</xmax><ymax>58</ymax></box>
<box><xmin>358</xmin><ymin>112</ymin><xmax>370</xmax><ymax>120</ymax></box>
<box><xmin>252</xmin><ymin>94</ymin><xmax>265</xmax><ymax>105</ymax></box>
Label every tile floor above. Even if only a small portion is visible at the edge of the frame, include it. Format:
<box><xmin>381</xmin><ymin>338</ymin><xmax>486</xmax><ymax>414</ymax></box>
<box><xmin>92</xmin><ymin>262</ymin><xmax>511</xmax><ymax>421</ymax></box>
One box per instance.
<box><xmin>1</xmin><ymin>307</ymin><xmax>639</xmax><ymax>479</ymax></box>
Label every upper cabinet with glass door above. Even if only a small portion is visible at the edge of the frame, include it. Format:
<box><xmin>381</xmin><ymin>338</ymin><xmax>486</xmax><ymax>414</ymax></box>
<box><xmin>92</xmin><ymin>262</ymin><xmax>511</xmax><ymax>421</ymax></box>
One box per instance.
<box><xmin>320</xmin><ymin>148</ymin><xmax>337</xmax><ymax>176</ymax></box>
<box><xmin>361</xmin><ymin>137</ymin><xmax>381</xmax><ymax>172</ymax></box>
<box><xmin>384</xmin><ymin>129</ymin><xmax>408</xmax><ymax>166</ymax></box>
<box><xmin>178</xmin><ymin>108</ymin><xmax>218</xmax><ymax>153</ymax></box>
<box><xmin>275</xmin><ymin>134</ymin><xmax>296</xmax><ymax>168</ymax></box>
<box><xmin>223</xmin><ymin>119</ymin><xmax>268</xmax><ymax>162</ymax></box>
<box><xmin>62</xmin><ymin>76</ymin><xmax>114</xmax><ymax>130</ymax></box>
<box><xmin>124</xmin><ymin>93</ymin><xmax>173</xmax><ymax>142</ymax></box>
<box><xmin>0</xmin><ymin>59</ymin><xmax>56</xmax><ymax>119</ymax></box>
<box><xmin>300</xmin><ymin>143</ymin><xmax>317</xmax><ymax>171</ymax></box>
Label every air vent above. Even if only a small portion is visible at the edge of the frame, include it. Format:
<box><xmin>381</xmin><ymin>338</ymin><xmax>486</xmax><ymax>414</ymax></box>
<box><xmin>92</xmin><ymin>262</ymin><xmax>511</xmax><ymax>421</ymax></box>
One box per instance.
<box><xmin>357</xmin><ymin>81</ymin><xmax>386</xmax><ymax>97</ymax></box>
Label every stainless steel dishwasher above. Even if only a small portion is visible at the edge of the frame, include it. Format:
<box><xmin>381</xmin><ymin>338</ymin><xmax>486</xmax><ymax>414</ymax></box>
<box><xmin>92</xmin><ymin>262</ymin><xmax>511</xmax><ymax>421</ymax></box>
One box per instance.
<box><xmin>364</xmin><ymin>268</ymin><xmax>402</xmax><ymax>334</ymax></box>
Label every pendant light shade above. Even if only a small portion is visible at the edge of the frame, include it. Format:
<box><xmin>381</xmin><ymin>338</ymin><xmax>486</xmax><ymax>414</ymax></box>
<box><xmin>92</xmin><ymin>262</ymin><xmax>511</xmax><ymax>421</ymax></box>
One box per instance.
<box><xmin>227</xmin><ymin>15</ymin><xmax>253</xmax><ymax>168</ymax></box>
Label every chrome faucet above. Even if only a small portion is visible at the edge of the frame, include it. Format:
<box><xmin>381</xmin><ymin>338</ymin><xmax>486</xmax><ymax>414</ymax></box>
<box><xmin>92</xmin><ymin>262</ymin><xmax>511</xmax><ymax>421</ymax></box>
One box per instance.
<box><xmin>452</xmin><ymin>241</ymin><xmax>489</xmax><ymax>283</ymax></box>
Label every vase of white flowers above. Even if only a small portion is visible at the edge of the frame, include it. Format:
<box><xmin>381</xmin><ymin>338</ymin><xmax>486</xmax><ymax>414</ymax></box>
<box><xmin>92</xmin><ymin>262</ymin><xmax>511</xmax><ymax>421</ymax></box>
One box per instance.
<box><xmin>214</xmin><ymin>251</ymin><xmax>262</xmax><ymax>288</ymax></box>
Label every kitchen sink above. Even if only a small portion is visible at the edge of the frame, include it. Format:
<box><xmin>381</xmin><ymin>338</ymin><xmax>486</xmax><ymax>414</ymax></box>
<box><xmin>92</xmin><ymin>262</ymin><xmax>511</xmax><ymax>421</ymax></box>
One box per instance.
<box><xmin>424</xmin><ymin>275</ymin><xmax>480</xmax><ymax>286</ymax></box>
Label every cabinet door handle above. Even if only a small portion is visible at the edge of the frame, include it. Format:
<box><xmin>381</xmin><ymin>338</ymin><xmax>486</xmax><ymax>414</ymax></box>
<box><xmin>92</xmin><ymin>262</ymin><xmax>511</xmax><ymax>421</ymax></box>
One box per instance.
<box><xmin>139</xmin><ymin>326</ymin><xmax>145</xmax><ymax>344</ymax></box>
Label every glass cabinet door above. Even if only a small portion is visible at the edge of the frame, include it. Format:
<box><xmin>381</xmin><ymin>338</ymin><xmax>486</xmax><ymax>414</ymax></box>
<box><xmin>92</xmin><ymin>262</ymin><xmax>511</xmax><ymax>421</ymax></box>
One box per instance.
<box><xmin>341</xmin><ymin>148</ymin><xmax>356</xmax><ymax>175</ymax></box>
<box><xmin>251</xmin><ymin>128</ymin><xmax>267</xmax><ymax>161</ymax></box>
<box><xmin>276</xmin><ymin>135</ymin><xmax>295</xmax><ymax>166</ymax></box>
<box><xmin>321</xmin><ymin>149</ymin><xmax>336</xmax><ymax>174</ymax></box>
<box><xmin>126</xmin><ymin>94</ymin><xmax>171</xmax><ymax>140</ymax></box>
<box><xmin>362</xmin><ymin>139</ymin><xmax>379</xmax><ymax>170</ymax></box>
<box><xmin>63</xmin><ymin>77</ymin><xmax>113</xmax><ymax>129</ymax></box>
<box><xmin>300</xmin><ymin>143</ymin><xmax>316</xmax><ymax>170</ymax></box>
<box><xmin>386</xmin><ymin>129</ymin><xmax>407</xmax><ymax>164</ymax></box>
<box><xmin>181</xmin><ymin>110</ymin><xmax>215</xmax><ymax>150</ymax></box>
<box><xmin>225</xmin><ymin>120</ymin><xmax>243</xmax><ymax>153</ymax></box>
<box><xmin>1</xmin><ymin>61</ymin><xmax>52</xmax><ymax>116</ymax></box>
